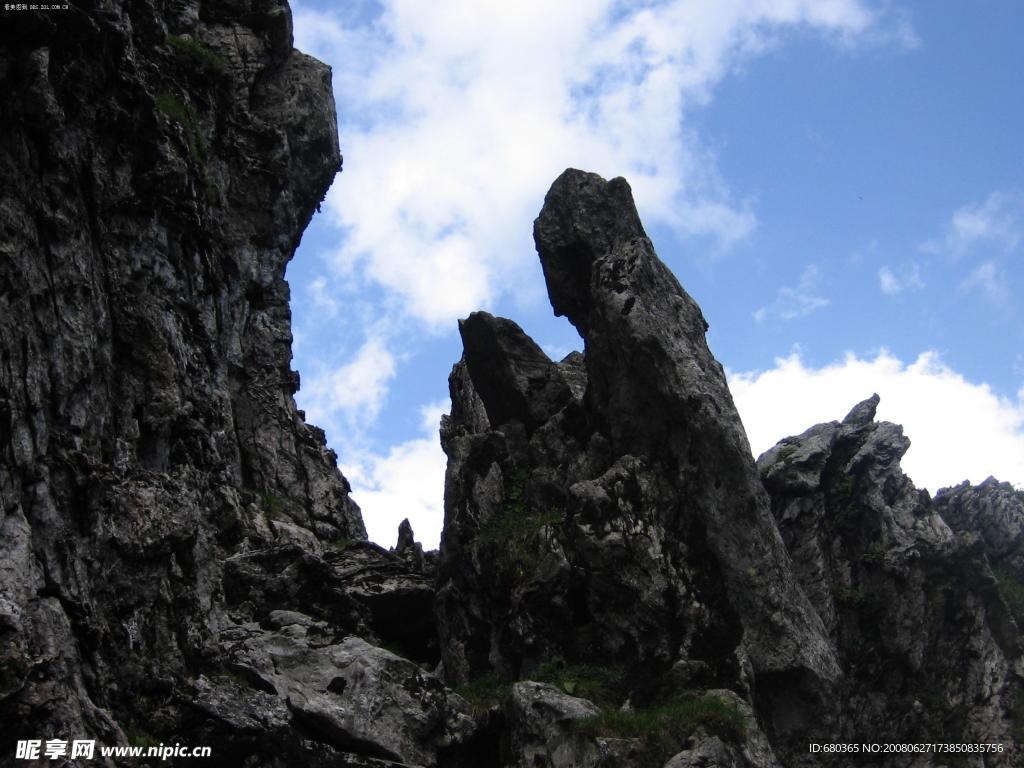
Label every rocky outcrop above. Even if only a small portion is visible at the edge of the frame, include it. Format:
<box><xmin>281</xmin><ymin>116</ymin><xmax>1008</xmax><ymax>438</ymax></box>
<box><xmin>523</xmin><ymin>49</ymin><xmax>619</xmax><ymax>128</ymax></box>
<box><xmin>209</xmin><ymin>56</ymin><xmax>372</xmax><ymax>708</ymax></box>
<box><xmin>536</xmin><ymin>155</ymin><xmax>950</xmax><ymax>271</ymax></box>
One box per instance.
<box><xmin>0</xmin><ymin>3</ymin><xmax>472</xmax><ymax>765</ymax></box>
<box><xmin>437</xmin><ymin>170</ymin><xmax>839</xmax><ymax>766</ymax></box>
<box><xmin>437</xmin><ymin>171</ymin><xmax>1022</xmax><ymax>767</ymax></box>
<box><xmin>505</xmin><ymin>682</ymin><xmax>604</xmax><ymax>768</ymax></box>
<box><xmin>759</xmin><ymin>396</ymin><xmax>1022</xmax><ymax>765</ymax></box>
<box><xmin>936</xmin><ymin>478</ymin><xmax>1024</xmax><ymax>582</ymax></box>
<box><xmin>206</xmin><ymin>628</ymin><xmax>473</xmax><ymax>766</ymax></box>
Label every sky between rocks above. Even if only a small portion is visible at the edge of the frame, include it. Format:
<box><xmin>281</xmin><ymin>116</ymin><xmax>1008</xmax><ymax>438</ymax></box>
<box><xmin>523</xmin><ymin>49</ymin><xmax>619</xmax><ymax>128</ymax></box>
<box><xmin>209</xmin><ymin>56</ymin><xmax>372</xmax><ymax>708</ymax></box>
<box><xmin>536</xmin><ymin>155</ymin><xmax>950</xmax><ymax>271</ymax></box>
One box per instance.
<box><xmin>285</xmin><ymin>0</ymin><xmax>1024</xmax><ymax>548</ymax></box>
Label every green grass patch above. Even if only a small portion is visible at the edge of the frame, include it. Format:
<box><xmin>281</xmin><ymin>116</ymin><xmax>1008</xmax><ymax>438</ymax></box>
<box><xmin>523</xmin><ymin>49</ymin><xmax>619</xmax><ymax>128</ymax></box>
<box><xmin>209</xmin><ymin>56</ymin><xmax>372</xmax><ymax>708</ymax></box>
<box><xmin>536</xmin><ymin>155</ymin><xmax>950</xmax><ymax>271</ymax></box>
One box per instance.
<box><xmin>477</xmin><ymin>505</ymin><xmax>563</xmax><ymax>547</ymax></box>
<box><xmin>993</xmin><ymin>564</ymin><xmax>1024</xmax><ymax>626</ymax></box>
<box><xmin>832</xmin><ymin>473</ymin><xmax>856</xmax><ymax>502</ymax></box>
<box><xmin>776</xmin><ymin>444</ymin><xmax>796</xmax><ymax>462</ymax></box>
<box><xmin>577</xmin><ymin>692</ymin><xmax>746</xmax><ymax>764</ymax></box>
<box><xmin>260</xmin><ymin>492</ymin><xmax>286</xmax><ymax>521</ymax></box>
<box><xmin>859</xmin><ymin>539</ymin><xmax>888</xmax><ymax>565</ymax></box>
<box><xmin>478</xmin><ymin>469</ymin><xmax>562</xmax><ymax>543</ymax></box>
<box><xmin>124</xmin><ymin>724</ymin><xmax>161</xmax><ymax>749</ymax></box>
<box><xmin>168</xmin><ymin>35</ymin><xmax>224</xmax><ymax>73</ymax></box>
<box><xmin>455</xmin><ymin>673</ymin><xmax>512</xmax><ymax>714</ymax></box>
<box><xmin>155</xmin><ymin>92</ymin><xmax>192</xmax><ymax>127</ymax></box>
<box><xmin>532</xmin><ymin>658</ymin><xmax>624</xmax><ymax>709</ymax></box>
<box><xmin>155</xmin><ymin>92</ymin><xmax>204</xmax><ymax>160</ymax></box>
<box><xmin>834</xmin><ymin>584</ymin><xmax>868</xmax><ymax>610</ymax></box>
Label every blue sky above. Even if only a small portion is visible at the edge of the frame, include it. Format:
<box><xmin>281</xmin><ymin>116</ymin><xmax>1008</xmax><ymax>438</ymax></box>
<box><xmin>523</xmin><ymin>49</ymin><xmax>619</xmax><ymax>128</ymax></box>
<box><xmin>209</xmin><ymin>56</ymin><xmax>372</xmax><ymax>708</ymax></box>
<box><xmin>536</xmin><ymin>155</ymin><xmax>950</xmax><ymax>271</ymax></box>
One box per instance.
<box><xmin>285</xmin><ymin>0</ymin><xmax>1023</xmax><ymax>547</ymax></box>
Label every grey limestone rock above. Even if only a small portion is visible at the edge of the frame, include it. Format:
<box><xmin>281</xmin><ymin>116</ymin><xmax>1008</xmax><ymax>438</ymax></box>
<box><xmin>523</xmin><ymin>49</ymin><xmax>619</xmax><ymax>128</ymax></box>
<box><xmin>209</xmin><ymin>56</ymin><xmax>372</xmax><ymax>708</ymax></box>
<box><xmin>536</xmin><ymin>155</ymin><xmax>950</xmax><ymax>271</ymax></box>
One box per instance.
<box><xmin>662</xmin><ymin>737</ymin><xmax>740</xmax><ymax>768</ymax></box>
<box><xmin>759</xmin><ymin>396</ymin><xmax>1022</xmax><ymax>766</ymax></box>
<box><xmin>437</xmin><ymin>170</ymin><xmax>835</xmax><ymax>766</ymax></box>
<box><xmin>0</xmin><ymin>2</ymin><xmax>461</xmax><ymax>765</ymax></box>
<box><xmin>936</xmin><ymin>477</ymin><xmax>1024</xmax><ymax>583</ymax></box>
<box><xmin>436</xmin><ymin>173</ymin><xmax>1022</xmax><ymax>766</ymax></box>
<box><xmin>224</xmin><ymin>628</ymin><xmax>475</xmax><ymax>766</ymax></box>
<box><xmin>505</xmin><ymin>681</ymin><xmax>604</xmax><ymax>768</ymax></box>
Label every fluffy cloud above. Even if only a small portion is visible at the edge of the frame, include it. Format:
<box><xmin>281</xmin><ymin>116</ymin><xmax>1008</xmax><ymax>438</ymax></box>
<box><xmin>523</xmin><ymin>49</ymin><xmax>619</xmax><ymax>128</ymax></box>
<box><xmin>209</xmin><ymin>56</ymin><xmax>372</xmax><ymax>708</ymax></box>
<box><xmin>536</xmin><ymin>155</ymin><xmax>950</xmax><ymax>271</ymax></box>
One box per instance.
<box><xmin>728</xmin><ymin>350</ymin><xmax>1024</xmax><ymax>493</ymax></box>
<box><xmin>307</xmin><ymin>275</ymin><xmax>340</xmax><ymax>317</ymax></box>
<box><xmin>294</xmin><ymin>0</ymin><xmax>893</xmax><ymax>330</ymax></box>
<box><xmin>922</xmin><ymin>190</ymin><xmax>1023</xmax><ymax>259</ymax></box>
<box><xmin>878</xmin><ymin>261</ymin><xmax>923</xmax><ymax>295</ymax></box>
<box><xmin>342</xmin><ymin>400</ymin><xmax>449</xmax><ymax>548</ymax></box>
<box><xmin>959</xmin><ymin>259</ymin><xmax>1010</xmax><ymax>307</ymax></box>
<box><xmin>753</xmin><ymin>264</ymin><xmax>830</xmax><ymax>322</ymax></box>
<box><xmin>301</xmin><ymin>337</ymin><xmax>397</xmax><ymax>436</ymax></box>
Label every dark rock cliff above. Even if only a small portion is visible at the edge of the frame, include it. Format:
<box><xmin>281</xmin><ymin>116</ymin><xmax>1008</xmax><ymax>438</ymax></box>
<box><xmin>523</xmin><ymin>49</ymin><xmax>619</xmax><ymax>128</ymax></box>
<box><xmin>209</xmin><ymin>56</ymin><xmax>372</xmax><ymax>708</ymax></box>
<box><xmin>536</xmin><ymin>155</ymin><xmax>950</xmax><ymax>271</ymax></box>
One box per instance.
<box><xmin>0</xmin><ymin>3</ymin><xmax>475</xmax><ymax>766</ymax></box>
<box><xmin>2</xmin><ymin>5</ymin><xmax>1021</xmax><ymax>765</ymax></box>
<box><xmin>437</xmin><ymin>171</ymin><xmax>838</xmax><ymax>766</ymax></box>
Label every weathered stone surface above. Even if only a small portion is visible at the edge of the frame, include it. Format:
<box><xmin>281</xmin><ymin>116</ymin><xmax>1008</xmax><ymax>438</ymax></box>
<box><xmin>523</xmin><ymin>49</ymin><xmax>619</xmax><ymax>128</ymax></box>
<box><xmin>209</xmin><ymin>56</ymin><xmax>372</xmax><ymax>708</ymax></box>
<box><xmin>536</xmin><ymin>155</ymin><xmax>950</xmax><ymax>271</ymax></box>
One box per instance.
<box><xmin>936</xmin><ymin>477</ymin><xmax>1024</xmax><ymax>582</ymax></box>
<box><xmin>223</xmin><ymin>627</ymin><xmax>474</xmax><ymax>766</ymax></box>
<box><xmin>534</xmin><ymin>169</ymin><xmax>840</xmax><ymax>688</ymax></box>
<box><xmin>663</xmin><ymin>737</ymin><xmax>739</xmax><ymax>768</ymax></box>
<box><xmin>0</xmin><ymin>3</ymin><xmax>467</xmax><ymax>765</ymax></box>
<box><xmin>505</xmin><ymin>682</ymin><xmax>604</xmax><ymax>768</ymax></box>
<box><xmin>437</xmin><ymin>171</ymin><xmax>1023</xmax><ymax>766</ymax></box>
<box><xmin>759</xmin><ymin>396</ymin><xmax>1022</xmax><ymax>766</ymax></box>
<box><xmin>437</xmin><ymin>171</ymin><xmax>838</xmax><ymax>765</ymax></box>
<box><xmin>329</xmin><ymin>541</ymin><xmax>440</xmax><ymax>666</ymax></box>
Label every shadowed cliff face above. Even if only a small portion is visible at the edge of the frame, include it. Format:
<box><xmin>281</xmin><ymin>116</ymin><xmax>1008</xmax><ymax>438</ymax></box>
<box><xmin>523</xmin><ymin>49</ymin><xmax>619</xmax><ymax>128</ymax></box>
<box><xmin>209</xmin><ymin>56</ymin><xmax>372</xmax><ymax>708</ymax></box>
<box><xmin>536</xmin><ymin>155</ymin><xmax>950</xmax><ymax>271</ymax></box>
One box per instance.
<box><xmin>437</xmin><ymin>170</ymin><xmax>840</xmax><ymax>766</ymax></box>
<box><xmin>0</xmin><ymin>3</ymin><xmax>479</xmax><ymax>764</ymax></box>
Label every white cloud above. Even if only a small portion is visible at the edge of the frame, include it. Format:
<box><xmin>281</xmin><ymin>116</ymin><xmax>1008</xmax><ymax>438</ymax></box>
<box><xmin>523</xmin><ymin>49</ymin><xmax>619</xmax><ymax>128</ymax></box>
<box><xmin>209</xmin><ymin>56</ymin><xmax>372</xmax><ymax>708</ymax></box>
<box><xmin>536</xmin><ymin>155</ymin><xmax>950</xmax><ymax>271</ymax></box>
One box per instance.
<box><xmin>728</xmin><ymin>350</ymin><xmax>1024</xmax><ymax>493</ymax></box>
<box><xmin>307</xmin><ymin>275</ymin><xmax>340</xmax><ymax>317</ymax></box>
<box><xmin>343</xmin><ymin>400</ymin><xmax>450</xmax><ymax>548</ymax></box>
<box><xmin>301</xmin><ymin>337</ymin><xmax>397</xmax><ymax>436</ymax></box>
<box><xmin>293</xmin><ymin>0</ymin><xmax>900</xmax><ymax>330</ymax></box>
<box><xmin>878</xmin><ymin>266</ymin><xmax>899</xmax><ymax>295</ymax></box>
<box><xmin>959</xmin><ymin>259</ymin><xmax>1009</xmax><ymax>307</ymax></box>
<box><xmin>921</xmin><ymin>190</ymin><xmax>1023</xmax><ymax>259</ymax></box>
<box><xmin>754</xmin><ymin>263</ymin><xmax>830</xmax><ymax>322</ymax></box>
<box><xmin>878</xmin><ymin>261</ymin><xmax>923</xmax><ymax>295</ymax></box>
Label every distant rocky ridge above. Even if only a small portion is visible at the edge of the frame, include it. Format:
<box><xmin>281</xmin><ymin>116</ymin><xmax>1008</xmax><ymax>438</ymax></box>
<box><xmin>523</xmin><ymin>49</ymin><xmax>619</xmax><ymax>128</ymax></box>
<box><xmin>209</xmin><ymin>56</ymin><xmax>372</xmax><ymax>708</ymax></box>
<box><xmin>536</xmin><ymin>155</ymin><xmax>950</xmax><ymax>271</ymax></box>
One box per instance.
<box><xmin>1</xmin><ymin>3</ymin><xmax>1021</xmax><ymax>767</ymax></box>
<box><xmin>759</xmin><ymin>397</ymin><xmax>1022</xmax><ymax>763</ymax></box>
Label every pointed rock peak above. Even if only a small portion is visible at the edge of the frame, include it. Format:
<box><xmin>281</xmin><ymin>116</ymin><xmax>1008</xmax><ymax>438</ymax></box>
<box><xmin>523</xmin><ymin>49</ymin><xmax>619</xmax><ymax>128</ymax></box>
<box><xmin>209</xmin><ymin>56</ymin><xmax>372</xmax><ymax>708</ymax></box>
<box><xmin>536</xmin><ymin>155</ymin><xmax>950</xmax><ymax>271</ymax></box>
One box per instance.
<box><xmin>533</xmin><ymin>169</ymin><xmax>649</xmax><ymax>330</ymax></box>
<box><xmin>458</xmin><ymin>311</ymin><xmax>571</xmax><ymax>432</ymax></box>
<box><xmin>396</xmin><ymin>518</ymin><xmax>416</xmax><ymax>553</ymax></box>
<box><xmin>843</xmin><ymin>394</ymin><xmax>880</xmax><ymax>426</ymax></box>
